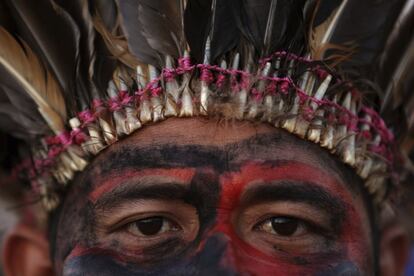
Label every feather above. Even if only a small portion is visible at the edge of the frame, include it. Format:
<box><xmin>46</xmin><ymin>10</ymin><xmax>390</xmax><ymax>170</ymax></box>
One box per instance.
<box><xmin>209</xmin><ymin>0</ymin><xmax>240</xmax><ymax>62</ymax></box>
<box><xmin>50</xmin><ymin>0</ymin><xmax>97</xmax><ymax>103</ymax></box>
<box><xmin>232</xmin><ymin>0</ymin><xmax>273</xmax><ymax>57</ymax></box>
<box><xmin>184</xmin><ymin>0</ymin><xmax>212</xmax><ymax>62</ymax></box>
<box><xmin>379</xmin><ymin>0</ymin><xmax>414</xmax><ymax>111</ymax></box>
<box><xmin>311</xmin><ymin>0</ymin><xmax>406</xmax><ymax>70</ymax></box>
<box><xmin>88</xmin><ymin>0</ymin><xmax>120</xmax><ymax>95</ymax></box>
<box><xmin>4</xmin><ymin>0</ymin><xmax>81</xmax><ymax>110</ymax></box>
<box><xmin>232</xmin><ymin>0</ymin><xmax>307</xmax><ymax>58</ymax></box>
<box><xmin>0</xmin><ymin>1</ymin><xmax>15</xmax><ymax>34</ymax></box>
<box><xmin>136</xmin><ymin>0</ymin><xmax>187</xmax><ymax>59</ymax></box>
<box><xmin>308</xmin><ymin>0</ymin><xmax>349</xmax><ymax>60</ymax></box>
<box><xmin>0</xmin><ymin>104</ymin><xmax>46</xmax><ymax>138</ymax></box>
<box><xmin>93</xmin><ymin>14</ymin><xmax>143</xmax><ymax>69</ymax></box>
<box><xmin>0</xmin><ymin>84</ymin><xmax>43</xmax><ymax>124</ymax></box>
<box><xmin>185</xmin><ymin>0</ymin><xmax>240</xmax><ymax>63</ymax></box>
<box><xmin>116</xmin><ymin>0</ymin><xmax>165</xmax><ymax>67</ymax></box>
<box><xmin>232</xmin><ymin>0</ymin><xmax>275</xmax><ymax>57</ymax></box>
<box><xmin>92</xmin><ymin>0</ymin><xmax>119</xmax><ymax>30</ymax></box>
<box><xmin>0</xmin><ymin>28</ymin><xmax>66</xmax><ymax>134</ymax></box>
<box><xmin>281</xmin><ymin>0</ymin><xmax>308</xmax><ymax>55</ymax></box>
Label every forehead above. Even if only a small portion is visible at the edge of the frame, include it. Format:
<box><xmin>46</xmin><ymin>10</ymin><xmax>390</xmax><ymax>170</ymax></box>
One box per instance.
<box><xmin>88</xmin><ymin>118</ymin><xmax>350</xmax><ymax>181</ymax></box>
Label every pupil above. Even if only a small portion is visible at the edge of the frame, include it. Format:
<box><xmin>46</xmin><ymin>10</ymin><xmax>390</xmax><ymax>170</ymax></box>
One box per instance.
<box><xmin>271</xmin><ymin>217</ymin><xmax>298</xmax><ymax>236</ymax></box>
<box><xmin>136</xmin><ymin>217</ymin><xmax>164</xmax><ymax>236</ymax></box>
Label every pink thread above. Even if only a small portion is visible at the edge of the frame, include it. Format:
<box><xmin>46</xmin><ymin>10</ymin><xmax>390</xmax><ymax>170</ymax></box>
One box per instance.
<box><xmin>71</xmin><ymin>128</ymin><xmax>88</xmax><ymax>145</ymax></box>
<box><xmin>230</xmin><ymin>74</ymin><xmax>240</xmax><ymax>92</ymax></box>
<box><xmin>163</xmin><ymin>69</ymin><xmax>176</xmax><ymax>81</ymax></box>
<box><xmin>266</xmin><ymin>81</ymin><xmax>277</xmax><ymax>94</ymax></box>
<box><xmin>151</xmin><ymin>87</ymin><xmax>163</xmax><ymax>97</ymax></box>
<box><xmin>302</xmin><ymin>106</ymin><xmax>315</xmax><ymax>121</ymax></box>
<box><xmin>199</xmin><ymin>66</ymin><xmax>214</xmax><ymax>84</ymax></box>
<box><xmin>57</xmin><ymin>132</ymin><xmax>72</xmax><ymax>147</ymax></box>
<box><xmin>178</xmin><ymin>57</ymin><xmax>192</xmax><ymax>71</ymax></box>
<box><xmin>315</xmin><ymin>67</ymin><xmax>329</xmax><ymax>79</ymax></box>
<box><xmin>78</xmin><ymin>110</ymin><xmax>95</xmax><ymax>125</ymax></box>
<box><xmin>92</xmin><ymin>99</ymin><xmax>104</xmax><ymax>109</ymax></box>
<box><xmin>251</xmin><ymin>88</ymin><xmax>263</xmax><ymax>101</ymax></box>
<box><xmin>240</xmin><ymin>73</ymin><xmax>250</xmax><ymax>90</ymax></box>
<box><xmin>15</xmin><ymin>50</ymin><xmax>397</xmax><ymax>182</ymax></box>
<box><xmin>361</xmin><ymin>130</ymin><xmax>372</xmax><ymax>140</ymax></box>
<box><xmin>348</xmin><ymin>119</ymin><xmax>359</xmax><ymax>132</ymax></box>
<box><xmin>216</xmin><ymin>73</ymin><xmax>226</xmax><ymax>88</ymax></box>
<box><xmin>279</xmin><ymin>80</ymin><xmax>290</xmax><ymax>94</ymax></box>
<box><xmin>119</xmin><ymin>91</ymin><xmax>133</xmax><ymax>105</ymax></box>
<box><xmin>108</xmin><ymin>97</ymin><xmax>122</xmax><ymax>112</ymax></box>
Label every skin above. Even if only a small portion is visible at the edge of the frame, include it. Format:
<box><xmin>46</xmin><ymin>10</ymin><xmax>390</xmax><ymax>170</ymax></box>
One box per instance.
<box><xmin>48</xmin><ymin>118</ymin><xmax>376</xmax><ymax>275</ymax></box>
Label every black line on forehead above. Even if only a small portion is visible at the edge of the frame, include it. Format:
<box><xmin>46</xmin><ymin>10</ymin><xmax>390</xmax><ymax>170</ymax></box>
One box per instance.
<box><xmin>96</xmin><ymin>143</ymin><xmax>228</xmax><ymax>175</ymax></box>
<box><xmin>81</xmin><ymin>131</ymin><xmax>362</xmax><ymax>193</ymax></box>
<box><xmin>90</xmin><ymin>132</ymin><xmax>292</xmax><ymax>174</ymax></box>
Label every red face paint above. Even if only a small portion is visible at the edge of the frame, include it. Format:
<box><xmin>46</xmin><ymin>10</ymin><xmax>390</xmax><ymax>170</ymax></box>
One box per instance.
<box><xmin>60</xmin><ymin>143</ymin><xmax>372</xmax><ymax>276</ymax></box>
<box><xmin>197</xmin><ymin>161</ymin><xmax>371</xmax><ymax>275</ymax></box>
<box><xmin>89</xmin><ymin>168</ymin><xmax>196</xmax><ymax>203</ymax></box>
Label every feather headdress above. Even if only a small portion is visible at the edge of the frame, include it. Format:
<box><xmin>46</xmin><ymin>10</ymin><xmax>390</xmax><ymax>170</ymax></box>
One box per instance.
<box><xmin>0</xmin><ymin>0</ymin><xmax>412</xmax><ymax>210</ymax></box>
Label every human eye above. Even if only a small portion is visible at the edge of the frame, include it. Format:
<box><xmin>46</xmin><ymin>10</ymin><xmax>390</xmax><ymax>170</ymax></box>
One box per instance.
<box><xmin>94</xmin><ymin>200</ymin><xmax>199</xmax><ymax>261</ymax></box>
<box><xmin>254</xmin><ymin>216</ymin><xmax>308</xmax><ymax>238</ymax></box>
<box><xmin>126</xmin><ymin>216</ymin><xmax>180</xmax><ymax>237</ymax></box>
<box><xmin>235</xmin><ymin>202</ymin><xmax>339</xmax><ymax>256</ymax></box>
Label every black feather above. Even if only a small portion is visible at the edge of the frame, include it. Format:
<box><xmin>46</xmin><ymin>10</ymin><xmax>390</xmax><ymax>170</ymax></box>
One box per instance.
<box><xmin>117</xmin><ymin>0</ymin><xmax>162</xmax><ymax>66</ymax></box>
<box><xmin>232</xmin><ymin>0</ymin><xmax>307</xmax><ymax>58</ymax></box>
<box><xmin>311</xmin><ymin>0</ymin><xmax>342</xmax><ymax>27</ymax></box>
<box><xmin>209</xmin><ymin>0</ymin><xmax>240</xmax><ymax>62</ymax></box>
<box><xmin>50</xmin><ymin>0</ymin><xmax>98</xmax><ymax>105</ymax></box>
<box><xmin>137</xmin><ymin>0</ymin><xmax>186</xmax><ymax>60</ymax></box>
<box><xmin>327</xmin><ymin>0</ymin><xmax>406</xmax><ymax>75</ymax></box>
<box><xmin>92</xmin><ymin>0</ymin><xmax>119</xmax><ymax>31</ymax></box>
<box><xmin>184</xmin><ymin>0</ymin><xmax>213</xmax><ymax>63</ymax></box>
<box><xmin>185</xmin><ymin>0</ymin><xmax>240</xmax><ymax>63</ymax></box>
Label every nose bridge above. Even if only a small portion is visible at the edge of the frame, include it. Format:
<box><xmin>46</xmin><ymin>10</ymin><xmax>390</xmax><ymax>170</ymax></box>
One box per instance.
<box><xmin>218</xmin><ymin>232</ymin><xmax>238</xmax><ymax>267</ymax></box>
<box><xmin>199</xmin><ymin>232</ymin><xmax>238</xmax><ymax>270</ymax></box>
<box><xmin>197</xmin><ymin>232</ymin><xmax>237</xmax><ymax>275</ymax></box>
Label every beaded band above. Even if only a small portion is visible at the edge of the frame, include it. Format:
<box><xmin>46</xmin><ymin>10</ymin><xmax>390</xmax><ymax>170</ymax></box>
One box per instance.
<box><xmin>15</xmin><ymin>51</ymin><xmax>396</xmax><ymax>210</ymax></box>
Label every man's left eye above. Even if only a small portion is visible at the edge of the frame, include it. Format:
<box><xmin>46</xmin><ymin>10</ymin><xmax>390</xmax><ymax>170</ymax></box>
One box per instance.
<box><xmin>255</xmin><ymin>217</ymin><xmax>306</xmax><ymax>237</ymax></box>
<box><xmin>127</xmin><ymin>216</ymin><xmax>180</xmax><ymax>237</ymax></box>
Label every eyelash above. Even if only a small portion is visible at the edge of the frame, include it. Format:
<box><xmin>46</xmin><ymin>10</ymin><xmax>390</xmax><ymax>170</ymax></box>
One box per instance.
<box><xmin>123</xmin><ymin>215</ymin><xmax>181</xmax><ymax>238</ymax></box>
<box><xmin>253</xmin><ymin>215</ymin><xmax>332</xmax><ymax>239</ymax></box>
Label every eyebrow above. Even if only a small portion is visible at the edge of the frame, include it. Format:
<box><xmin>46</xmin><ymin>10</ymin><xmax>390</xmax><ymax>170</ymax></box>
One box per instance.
<box><xmin>240</xmin><ymin>181</ymin><xmax>346</xmax><ymax>230</ymax></box>
<box><xmin>94</xmin><ymin>182</ymin><xmax>191</xmax><ymax>211</ymax></box>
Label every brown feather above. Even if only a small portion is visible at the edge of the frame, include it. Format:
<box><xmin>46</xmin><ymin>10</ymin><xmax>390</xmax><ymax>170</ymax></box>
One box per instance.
<box><xmin>93</xmin><ymin>13</ymin><xmax>142</xmax><ymax>69</ymax></box>
<box><xmin>309</xmin><ymin>0</ymin><xmax>354</xmax><ymax>63</ymax></box>
<box><xmin>0</xmin><ymin>27</ymin><xmax>66</xmax><ymax>134</ymax></box>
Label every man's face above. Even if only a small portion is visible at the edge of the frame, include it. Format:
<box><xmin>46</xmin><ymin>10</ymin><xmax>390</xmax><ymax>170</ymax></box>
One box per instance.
<box><xmin>51</xmin><ymin>118</ymin><xmax>375</xmax><ymax>275</ymax></box>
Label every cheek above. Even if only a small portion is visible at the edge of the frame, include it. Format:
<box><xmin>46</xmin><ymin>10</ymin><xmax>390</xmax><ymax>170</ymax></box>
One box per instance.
<box><xmin>337</xmin><ymin>202</ymin><xmax>372</xmax><ymax>272</ymax></box>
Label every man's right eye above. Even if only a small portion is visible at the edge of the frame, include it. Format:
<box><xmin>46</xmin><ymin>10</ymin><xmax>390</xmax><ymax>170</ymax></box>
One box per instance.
<box><xmin>127</xmin><ymin>216</ymin><xmax>180</xmax><ymax>237</ymax></box>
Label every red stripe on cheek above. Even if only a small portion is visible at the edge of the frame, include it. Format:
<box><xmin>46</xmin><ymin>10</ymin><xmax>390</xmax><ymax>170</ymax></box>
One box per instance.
<box><xmin>89</xmin><ymin>168</ymin><xmax>196</xmax><ymax>203</ymax></box>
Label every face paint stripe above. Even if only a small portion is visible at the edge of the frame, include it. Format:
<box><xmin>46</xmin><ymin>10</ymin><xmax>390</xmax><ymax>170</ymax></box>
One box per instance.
<box><xmin>89</xmin><ymin>168</ymin><xmax>196</xmax><ymax>203</ymax></box>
